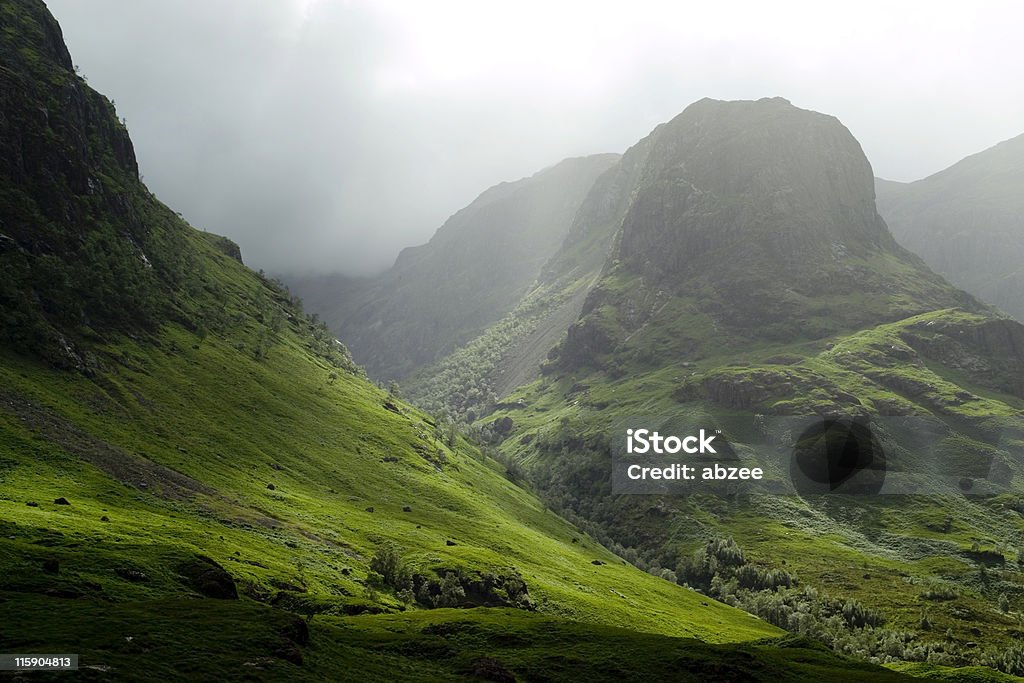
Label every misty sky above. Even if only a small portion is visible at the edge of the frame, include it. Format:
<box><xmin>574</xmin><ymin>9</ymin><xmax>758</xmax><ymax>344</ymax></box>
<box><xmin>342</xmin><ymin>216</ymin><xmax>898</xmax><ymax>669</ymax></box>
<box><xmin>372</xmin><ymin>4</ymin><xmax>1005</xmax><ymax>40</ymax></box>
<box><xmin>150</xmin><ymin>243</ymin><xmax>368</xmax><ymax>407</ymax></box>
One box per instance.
<box><xmin>47</xmin><ymin>0</ymin><xmax>1024</xmax><ymax>276</ymax></box>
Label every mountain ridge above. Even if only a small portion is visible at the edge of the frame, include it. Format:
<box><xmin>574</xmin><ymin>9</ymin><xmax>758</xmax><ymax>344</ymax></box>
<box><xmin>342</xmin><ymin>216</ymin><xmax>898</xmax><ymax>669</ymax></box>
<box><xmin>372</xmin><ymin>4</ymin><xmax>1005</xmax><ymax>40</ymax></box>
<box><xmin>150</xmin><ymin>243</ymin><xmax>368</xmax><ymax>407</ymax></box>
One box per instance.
<box><xmin>876</xmin><ymin>132</ymin><xmax>1024</xmax><ymax>321</ymax></box>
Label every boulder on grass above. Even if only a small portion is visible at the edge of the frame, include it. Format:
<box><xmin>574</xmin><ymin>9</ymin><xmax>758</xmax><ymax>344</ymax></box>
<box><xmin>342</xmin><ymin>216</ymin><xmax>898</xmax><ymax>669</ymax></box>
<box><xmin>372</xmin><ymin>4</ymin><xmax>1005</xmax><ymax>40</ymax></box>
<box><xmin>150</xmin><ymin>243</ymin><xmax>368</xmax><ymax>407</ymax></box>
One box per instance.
<box><xmin>178</xmin><ymin>555</ymin><xmax>238</xmax><ymax>599</ymax></box>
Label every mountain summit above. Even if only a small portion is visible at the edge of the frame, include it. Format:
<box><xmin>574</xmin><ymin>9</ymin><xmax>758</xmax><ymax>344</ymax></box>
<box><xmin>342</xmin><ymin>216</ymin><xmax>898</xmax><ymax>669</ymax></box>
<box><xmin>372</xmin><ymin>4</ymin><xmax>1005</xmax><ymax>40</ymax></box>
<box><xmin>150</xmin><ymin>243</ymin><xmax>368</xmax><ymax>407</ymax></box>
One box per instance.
<box><xmin>618</xmin><ymin>97</ymin><xmax>891</xmax><ymax>279</ymax></box>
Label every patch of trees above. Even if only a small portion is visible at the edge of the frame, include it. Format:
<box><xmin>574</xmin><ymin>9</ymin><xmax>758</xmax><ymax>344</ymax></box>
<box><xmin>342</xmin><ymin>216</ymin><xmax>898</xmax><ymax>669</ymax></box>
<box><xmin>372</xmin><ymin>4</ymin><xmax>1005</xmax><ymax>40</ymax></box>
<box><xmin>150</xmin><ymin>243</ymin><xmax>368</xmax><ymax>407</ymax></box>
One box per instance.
<box><xmin>677</xmin><ymin>537</ymin><xmax>797</xmax><ymax>594</ymax></box>
<box><xmin>367</xmin><ymin>543</ymin><xmax>533</xmax><ymax>610</ymax></box>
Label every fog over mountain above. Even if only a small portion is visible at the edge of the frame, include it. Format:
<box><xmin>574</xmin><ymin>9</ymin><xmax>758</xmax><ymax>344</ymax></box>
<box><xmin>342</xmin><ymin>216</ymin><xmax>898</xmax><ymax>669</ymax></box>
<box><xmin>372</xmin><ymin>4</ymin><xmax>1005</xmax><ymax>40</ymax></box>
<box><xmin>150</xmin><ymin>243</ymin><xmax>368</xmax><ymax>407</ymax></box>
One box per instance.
<box><xmin>877</xmin><ymin>133</ymin><xmax>1024</xmax><ymax>322</ymax></box>
<box><xmin>46</xmin><ymin>0</ymin><xmax>1024</xmax><ymax>275</ymax></box>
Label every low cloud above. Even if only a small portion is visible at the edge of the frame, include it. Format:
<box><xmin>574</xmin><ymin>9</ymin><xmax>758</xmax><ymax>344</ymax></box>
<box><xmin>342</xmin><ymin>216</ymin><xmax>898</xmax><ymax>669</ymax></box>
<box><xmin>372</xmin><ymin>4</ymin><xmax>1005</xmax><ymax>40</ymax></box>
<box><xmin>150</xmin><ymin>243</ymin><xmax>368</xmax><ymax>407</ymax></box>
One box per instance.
<box><xmin>49</xmin><ymin>0</ymin><xmax>1024</xmax><ymax>275</ymax></box>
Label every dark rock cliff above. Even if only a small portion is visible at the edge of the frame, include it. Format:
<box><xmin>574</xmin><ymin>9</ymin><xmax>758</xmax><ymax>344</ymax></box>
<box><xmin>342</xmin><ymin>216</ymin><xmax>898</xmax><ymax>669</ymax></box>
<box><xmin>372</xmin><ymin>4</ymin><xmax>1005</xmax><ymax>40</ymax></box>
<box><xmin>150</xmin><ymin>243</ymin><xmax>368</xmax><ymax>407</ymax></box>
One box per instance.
<box><xmin>617</xmin><ymin>97</ymin><xmax>892</xmax><ymax>281</ymax></box>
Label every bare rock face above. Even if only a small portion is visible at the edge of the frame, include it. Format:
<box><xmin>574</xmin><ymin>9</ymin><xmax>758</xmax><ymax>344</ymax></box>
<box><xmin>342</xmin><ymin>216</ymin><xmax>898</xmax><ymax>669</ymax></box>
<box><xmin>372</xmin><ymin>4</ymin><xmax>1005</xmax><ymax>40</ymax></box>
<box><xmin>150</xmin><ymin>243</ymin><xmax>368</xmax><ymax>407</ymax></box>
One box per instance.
<box><xmin>617</xmin><ymin>97</ymin><xmax>890</xmax><ymax>282</ymax></box>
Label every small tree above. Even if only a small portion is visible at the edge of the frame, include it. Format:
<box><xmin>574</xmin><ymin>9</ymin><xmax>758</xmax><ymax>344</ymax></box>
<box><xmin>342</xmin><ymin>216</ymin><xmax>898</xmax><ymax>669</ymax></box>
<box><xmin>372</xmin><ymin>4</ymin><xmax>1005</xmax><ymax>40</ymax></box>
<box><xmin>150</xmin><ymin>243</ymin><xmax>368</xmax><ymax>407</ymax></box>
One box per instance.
<box><xmin>387</xmin><ymin>380</ymin><xmax>402</xmax><ymax>399</ymax></box>
<box><xmin>1000</xmin><ymin>593</ymin><xmax>1011</xmax><ymax>613</ymax></box>
<box><xmin>369</xmin><ymin>543</ymin><xmax>412</xmax><ymax>591</ymax></box>
<box><xmin>433</xmin><ymin>572</ymin><xmax>465</xmax><ymax>608</ymax></box>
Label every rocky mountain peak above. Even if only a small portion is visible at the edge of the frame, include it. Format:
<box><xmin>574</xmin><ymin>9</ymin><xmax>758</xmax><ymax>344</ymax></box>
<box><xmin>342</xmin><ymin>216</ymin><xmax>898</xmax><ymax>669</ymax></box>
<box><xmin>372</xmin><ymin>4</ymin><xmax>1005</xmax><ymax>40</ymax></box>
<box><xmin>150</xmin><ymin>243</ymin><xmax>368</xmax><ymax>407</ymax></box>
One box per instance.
<box><xmin>617</xmin><ymin>97</ymin><xmax>892</xmax><ymax>283</ymax></box>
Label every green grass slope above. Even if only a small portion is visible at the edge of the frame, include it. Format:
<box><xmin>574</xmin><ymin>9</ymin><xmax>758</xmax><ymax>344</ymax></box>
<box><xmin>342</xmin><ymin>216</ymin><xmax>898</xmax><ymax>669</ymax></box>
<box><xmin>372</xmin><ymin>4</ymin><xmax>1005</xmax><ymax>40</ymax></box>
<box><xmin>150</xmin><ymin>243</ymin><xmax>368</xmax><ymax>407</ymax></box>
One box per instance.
<box><xmin>482</xmin><ymin>304</ymin><xmax>1024</xmax><ymax>674</ymax></box>
<box><xmin>0</xmin><ymin>291</ymin><xmax>781</xmax><ymax>642</ymax></box>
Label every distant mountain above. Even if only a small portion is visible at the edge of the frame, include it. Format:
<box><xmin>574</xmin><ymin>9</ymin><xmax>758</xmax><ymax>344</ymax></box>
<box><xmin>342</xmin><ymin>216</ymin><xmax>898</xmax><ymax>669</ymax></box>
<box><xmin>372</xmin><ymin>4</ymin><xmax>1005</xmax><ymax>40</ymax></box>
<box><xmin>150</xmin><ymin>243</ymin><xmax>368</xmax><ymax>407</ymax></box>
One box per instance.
<box><xmin>285</xmin><ymin>153</ymin><xmax>619</xmax><ymax>381</ymax></box>
<box><xmin>876</xmin><ymin>133</ymin><xmax>1024</xmax><ymax>321</ymax></box>
<box><xmin>404</xmin><ymin>131</ymin><xmax>660</xmax><ymax>417</ymax></box>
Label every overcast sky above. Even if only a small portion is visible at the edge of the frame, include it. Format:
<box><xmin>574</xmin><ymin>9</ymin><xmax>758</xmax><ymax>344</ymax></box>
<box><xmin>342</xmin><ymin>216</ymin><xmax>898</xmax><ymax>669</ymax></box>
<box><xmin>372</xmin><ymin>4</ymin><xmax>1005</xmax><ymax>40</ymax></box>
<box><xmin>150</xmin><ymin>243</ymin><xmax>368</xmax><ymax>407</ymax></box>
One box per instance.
<box><xmin>47</xmin><ymin>0</ymin><xmax>1024</xmax><ymax>276</ymax></box>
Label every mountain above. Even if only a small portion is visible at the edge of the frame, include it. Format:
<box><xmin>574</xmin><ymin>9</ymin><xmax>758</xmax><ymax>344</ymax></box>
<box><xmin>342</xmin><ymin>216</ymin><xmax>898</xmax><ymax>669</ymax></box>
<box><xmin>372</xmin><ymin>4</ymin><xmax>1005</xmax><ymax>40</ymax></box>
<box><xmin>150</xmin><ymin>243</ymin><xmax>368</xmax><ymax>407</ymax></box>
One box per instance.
<box><xmin>285</xmin><ymin>153</ymin><xmax>619</xmax><ymax>382</ymax></box>
<box><xmin>876</xmin><ymin>133</ymin><xmax>1024</xmax><ymax>322</ymax></box>
<box><xmin>553</xmin><ymin>97</ymin><xmax>985</xmax><ymax>374</ymax></box>
<box><xmin>0</xmin><ymin>2</ymin><xmax>927</xmax><ymax>680</ymax></box>
<box><xmin>399</xmin><ymin>99</ymin><xmax>1024</xmax><ymax>674</ymax></box>
<box><xmin>4</xmin><ymin>0</ymin><xmax>1021</xmax><ymax>676</ymax></box>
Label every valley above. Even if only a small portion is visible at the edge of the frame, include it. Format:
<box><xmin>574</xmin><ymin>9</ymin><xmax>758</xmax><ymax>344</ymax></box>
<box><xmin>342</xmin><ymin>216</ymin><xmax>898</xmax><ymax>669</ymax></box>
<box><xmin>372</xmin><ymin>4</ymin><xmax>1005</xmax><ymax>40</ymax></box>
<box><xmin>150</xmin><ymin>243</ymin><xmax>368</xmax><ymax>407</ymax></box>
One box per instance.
<box><xmin>306</xmin><ymin>98</ymin><xmax>1024</xmax><ymax>678</ymax></box>
<box><xmin>3</xmin><ymin>0</ymin><xmax>1024</xmax><ymax>680</ymax></box>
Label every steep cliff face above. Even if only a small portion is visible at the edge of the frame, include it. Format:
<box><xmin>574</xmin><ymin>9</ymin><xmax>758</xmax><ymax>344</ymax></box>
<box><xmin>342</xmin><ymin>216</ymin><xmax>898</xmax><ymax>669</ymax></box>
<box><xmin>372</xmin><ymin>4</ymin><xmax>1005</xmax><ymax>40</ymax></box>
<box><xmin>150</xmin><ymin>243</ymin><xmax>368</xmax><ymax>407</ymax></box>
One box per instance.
<box><xmin>552</xmin><ymin>98</ymin><xmax>982</xmax><ymax>371</ymax></box>
<box><xmin>876</xmin><ymin>133</ymin><xmax>1024</xmax><ymax>321</ymax></box>
<box><xmin>287</xmin><ymin>153</ymin><xmax>619</xmax><ymax>381</ymax></box>
<box><xmin>0</xmin><ymin>0</ymin><xmax>244</xmax><ymax>368</ymax></box>
<box><xmin>617</xmin><ymin>97</ymin><xmax>890</xmax><ymax>280</ymax></box>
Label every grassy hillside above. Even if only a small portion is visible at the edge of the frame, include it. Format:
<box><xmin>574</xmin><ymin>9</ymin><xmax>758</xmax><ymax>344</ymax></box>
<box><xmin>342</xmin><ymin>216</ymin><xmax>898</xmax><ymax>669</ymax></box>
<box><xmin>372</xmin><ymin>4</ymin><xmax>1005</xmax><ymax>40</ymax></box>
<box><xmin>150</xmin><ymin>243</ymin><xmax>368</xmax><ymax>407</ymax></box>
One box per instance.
<box><xmin>0</xmin><ymin>240</ymin><xmax>793</xmax><ymax>677</ymax></box>
<box><xmin>482</xmin><ymin>304</ymin><xmax>1024</xmax><ymax>674</ymax></box>
<box><xmin>0</xmin><ymin>259</ymin><xmax>783</xmax><ymax>640</ymax></box>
